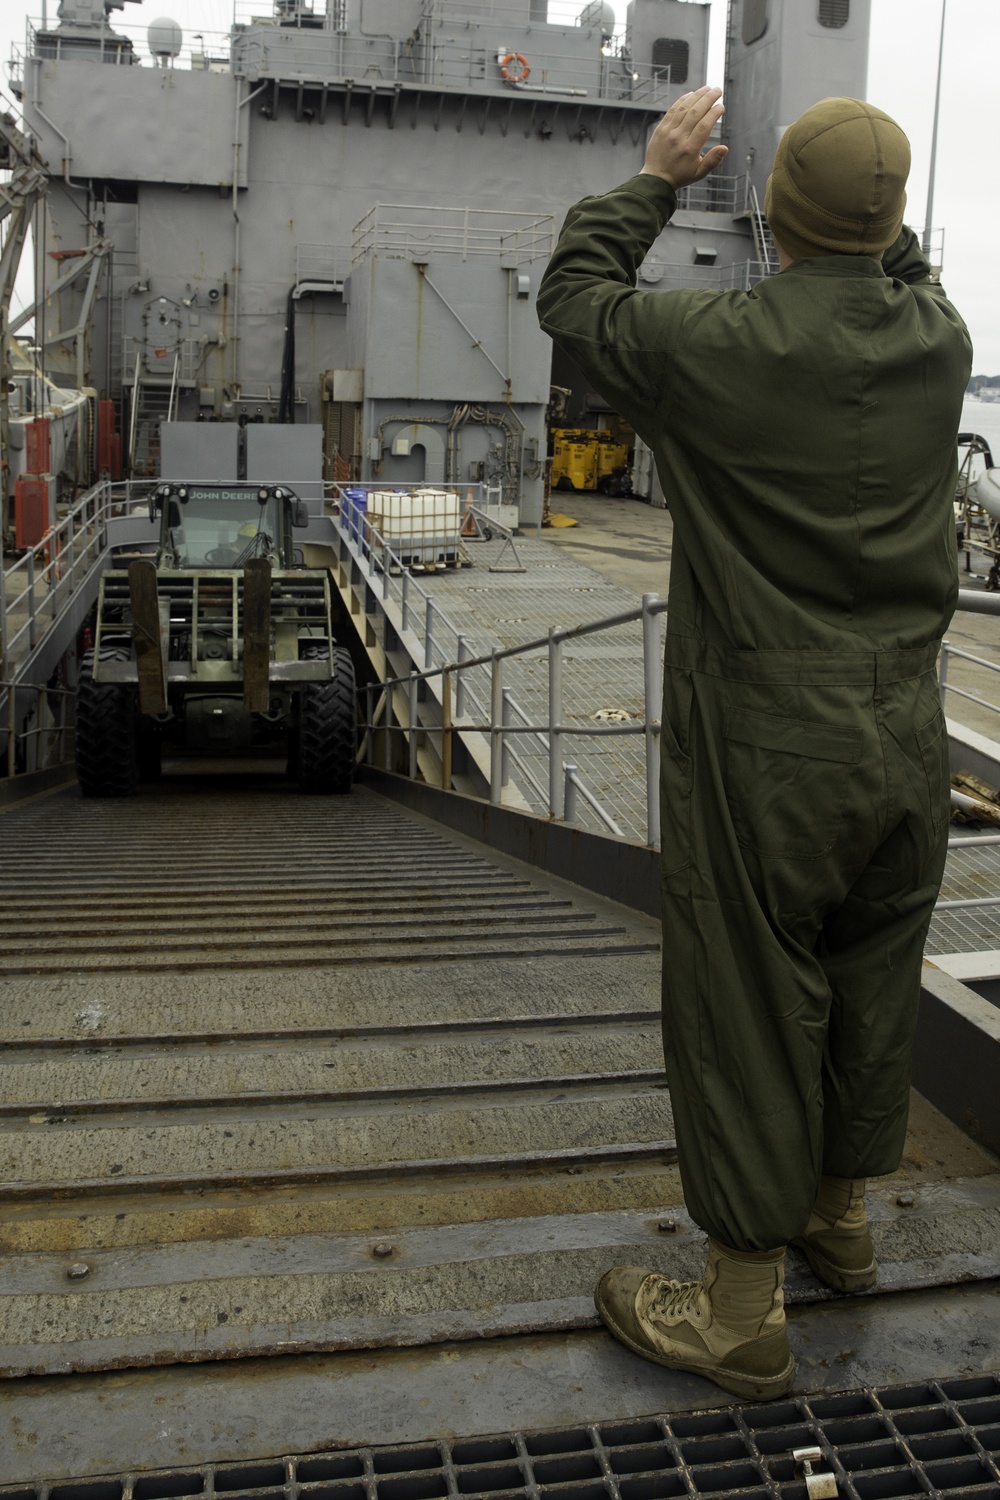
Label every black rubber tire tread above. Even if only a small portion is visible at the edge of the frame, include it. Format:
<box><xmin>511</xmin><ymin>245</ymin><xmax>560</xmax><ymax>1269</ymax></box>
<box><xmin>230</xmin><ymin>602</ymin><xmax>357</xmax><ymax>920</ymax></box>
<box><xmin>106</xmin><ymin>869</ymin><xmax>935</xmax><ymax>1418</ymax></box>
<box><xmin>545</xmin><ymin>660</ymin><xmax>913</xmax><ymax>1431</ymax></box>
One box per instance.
<box><xmin>297</xmin><ymin>647</ymin><xmax>356</xmax><ymax>795</ymax></box>
<box><xmin>75</xmin><ymin>649</ymin><xmax>139</xmax><ymax>798</ymax></box>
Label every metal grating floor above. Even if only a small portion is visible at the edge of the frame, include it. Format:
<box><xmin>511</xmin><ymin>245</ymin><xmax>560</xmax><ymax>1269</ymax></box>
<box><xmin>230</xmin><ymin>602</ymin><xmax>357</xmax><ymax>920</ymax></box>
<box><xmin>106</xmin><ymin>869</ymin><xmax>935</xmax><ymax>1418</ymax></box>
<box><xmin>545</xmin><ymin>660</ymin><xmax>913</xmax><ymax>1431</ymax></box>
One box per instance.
<box><xmin>928</xmin><ymin>840</ymin><xmax>1000</xmax><ymax>956</ymax></box>
<box><xmin>9</xmin><ymin>1376</ymin><xmax>1000</xmax><ymax>1500</ymax></box>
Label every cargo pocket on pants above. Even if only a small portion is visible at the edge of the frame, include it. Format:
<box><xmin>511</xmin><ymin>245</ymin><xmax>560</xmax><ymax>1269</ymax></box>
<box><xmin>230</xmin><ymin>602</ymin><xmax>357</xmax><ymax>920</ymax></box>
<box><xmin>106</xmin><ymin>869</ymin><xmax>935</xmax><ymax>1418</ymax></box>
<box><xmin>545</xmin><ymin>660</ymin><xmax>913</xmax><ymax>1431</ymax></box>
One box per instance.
<box><xmin>915</xmin><ymin>707</ymin><xmax>949</xmax><ymax>835</ymax></box>
<box><xmin>724</xmin><ymin>707</ymin><xmax>862</xmax><ymax>859</ymax></box>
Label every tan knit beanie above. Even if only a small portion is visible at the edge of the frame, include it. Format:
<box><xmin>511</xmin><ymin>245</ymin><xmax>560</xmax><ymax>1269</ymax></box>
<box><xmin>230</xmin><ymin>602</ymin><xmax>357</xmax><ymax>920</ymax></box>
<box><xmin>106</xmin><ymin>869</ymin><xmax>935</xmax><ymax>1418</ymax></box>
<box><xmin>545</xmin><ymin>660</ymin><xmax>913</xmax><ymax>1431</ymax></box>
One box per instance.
<box><xmin>764</xmin><ymin>97</ymin><xmax>910</xmax><ymax>261</ymax></box>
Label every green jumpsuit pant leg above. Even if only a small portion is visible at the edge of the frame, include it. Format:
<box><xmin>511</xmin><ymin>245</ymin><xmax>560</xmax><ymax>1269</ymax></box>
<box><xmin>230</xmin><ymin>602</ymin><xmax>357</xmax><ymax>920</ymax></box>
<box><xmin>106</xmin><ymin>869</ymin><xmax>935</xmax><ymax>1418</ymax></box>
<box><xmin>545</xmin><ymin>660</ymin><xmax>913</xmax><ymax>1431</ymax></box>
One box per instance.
<box><xmin>818</xmin><ymin>672</ymin><xmax>950</xmax><ymax>1177</ymax></box>
<box><xmin>659</xmin><ymin>661</ymin><xmax>948</xmax><ymax>1253</ymax></box>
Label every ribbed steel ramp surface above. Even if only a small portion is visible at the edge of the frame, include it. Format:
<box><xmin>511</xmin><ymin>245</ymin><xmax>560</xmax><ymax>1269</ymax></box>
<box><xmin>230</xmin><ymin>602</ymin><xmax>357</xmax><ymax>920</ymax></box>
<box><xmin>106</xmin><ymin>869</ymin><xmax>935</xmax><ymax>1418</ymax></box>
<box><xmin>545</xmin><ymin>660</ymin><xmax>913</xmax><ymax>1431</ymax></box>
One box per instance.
<box><xmin>3</xmin><ymin>775</ymin><xmax>1000</xmax><ymax>1386</ymax></box>
<box><xmin>0</xmin><ymin>774</ymin><xmax>683</xmax><ymax>1376</ymax></box>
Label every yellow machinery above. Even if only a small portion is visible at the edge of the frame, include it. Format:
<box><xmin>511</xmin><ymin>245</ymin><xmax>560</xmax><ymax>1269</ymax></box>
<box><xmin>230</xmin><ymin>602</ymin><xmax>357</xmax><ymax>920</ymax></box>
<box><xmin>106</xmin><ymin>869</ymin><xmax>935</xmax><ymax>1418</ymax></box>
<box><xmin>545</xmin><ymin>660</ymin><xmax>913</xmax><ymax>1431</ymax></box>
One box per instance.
<box><xmin>551</xmin><ymin>428</ymin><xmax>599</xmax><ymax>490</ymax></box>
<box><xmin>551</xmin><ymin>428</ymin><xmax>629</xmax><ymax>491</ymax></box>
<box><xmin>597</xmin><ymin>439</ymin><xmax>629</xmax><ymax>486</ymax></box>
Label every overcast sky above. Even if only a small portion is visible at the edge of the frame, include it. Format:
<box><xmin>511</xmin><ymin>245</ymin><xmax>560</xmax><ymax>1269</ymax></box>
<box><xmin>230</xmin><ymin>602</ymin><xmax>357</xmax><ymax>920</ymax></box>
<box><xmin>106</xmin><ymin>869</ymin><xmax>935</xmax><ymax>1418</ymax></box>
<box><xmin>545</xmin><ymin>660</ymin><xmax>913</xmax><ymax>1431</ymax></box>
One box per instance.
<box><xmin>2</xmin><ymin>0</ymin><xmax>997</xmax><ymax>371</ymax></box>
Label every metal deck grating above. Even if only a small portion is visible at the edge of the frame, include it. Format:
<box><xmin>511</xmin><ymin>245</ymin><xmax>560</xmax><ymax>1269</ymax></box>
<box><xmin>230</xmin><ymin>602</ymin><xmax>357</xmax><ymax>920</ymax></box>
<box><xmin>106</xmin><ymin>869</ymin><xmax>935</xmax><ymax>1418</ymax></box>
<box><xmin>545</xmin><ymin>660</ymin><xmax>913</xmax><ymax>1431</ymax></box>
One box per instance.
<box><xmin>9</xmin><ymin>1376</ymin><xmax>1000</xmax><ymax>1499</ymax></box>
<box><xmin>928</xmin><ymin>840</ymin><xmax>1000</xmax><ymax>956</ymax></box>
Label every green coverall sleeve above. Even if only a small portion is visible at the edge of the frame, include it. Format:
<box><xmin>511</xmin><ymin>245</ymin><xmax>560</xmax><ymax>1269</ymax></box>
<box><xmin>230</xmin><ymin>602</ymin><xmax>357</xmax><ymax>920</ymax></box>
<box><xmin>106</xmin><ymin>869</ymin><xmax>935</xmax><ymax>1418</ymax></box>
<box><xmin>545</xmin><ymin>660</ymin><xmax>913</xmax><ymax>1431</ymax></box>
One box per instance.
<box><xmin>536</xmin><ymin>174</ymin><xmax>694</xmax><ymax>433</ymax></box>
<box><xmin>882</xmin><ymin>225</ymin><xmax>944</xmax><ymax>287</ymax></box>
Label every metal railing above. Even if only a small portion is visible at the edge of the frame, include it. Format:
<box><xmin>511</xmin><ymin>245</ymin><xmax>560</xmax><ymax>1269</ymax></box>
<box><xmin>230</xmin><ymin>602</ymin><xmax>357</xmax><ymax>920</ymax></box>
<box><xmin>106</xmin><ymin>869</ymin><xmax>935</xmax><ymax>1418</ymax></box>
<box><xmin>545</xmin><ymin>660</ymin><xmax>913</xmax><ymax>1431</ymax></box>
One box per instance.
<box><xmin>17</xmin><ymin>16</ymin><xmax>233</xmax><ymax>69</ymax></box>
<box><xmin>1</xmin><ymin>479</ymin><xmax>155</xmax><ymax>682</ymax></box>
<box><xmin>352</xmin><ymin>204</ymin><xmax>554</xmax><ymax>266</ymax></box>
<box><xmin>335</xmin><ymin>492</ymin><xmax>662</xmax><ymax>842</ymax></box>
<box><xmin>15</xmin><ymin>6</ymin><xmax>674</xmax><ymax>108</ymax></box>
<box><xmin>674</xmin><ymin>173</ymin><xmax>748</xmax><ymax>215</ymax></box>
<box><xmin>914</xmin><ymin>225</ymin><xmax>946</xmax><ymax>270</ymax></box>
<box><xmin>122</xmin><ymin>338</ymin><xmax>207</xmax><ymax>386</ymax></box>
<box><xmin>1</xmin><ymin>477</ymin><xmax>161</xmax><ymax>779</ymax></box>
<box><xmin>361</xmin><ymin>586</ymin><xmax>664</xmax><ymax>842</ymax></box>
<box><xmin>748</xmin><ymin>182</ymin><xmax>780</xmax><ymax>277</ymax></box>
<box><xmin>1</xmin><ymin>677</ymin><xmax>75</xmax><ymax>779</ymax></box>
<box><xmin>234</xmin><ymin>0</ymin><xmax>342</xmax><ymax>26</ymax></box>
<box><xmin>235</xmin><ymin>0</ymin><xmax>622</xmax><ymax>34</ymax></box>
<box><xmin>939</xmin><ymin>595</ymin><xmax>1000</xmax><ymax>913</ymax></box>
<box><xmin>228</xmin><ymin>23</ymin><xmax>670</xmax><ymax>105</ymax></box>
<box><xmin>349</xmin><ymin>541</ymin><xmax>1000</xmax><ymax>854</ymax></box>
<box><xmin>295</xmin><ymin>243</ymin><xmax>352</xmax><ymax>287</ymax></box>
<box><xmin>2</xmin><ymin>485</ymin><xmax>108</xmax><ymax>680</ymax></box>
<box><xmin>940</xmin><ymin>610</ymin><xmax>1000</xmax><ymax>726</ymax></box>
<box><xmin>424</xmin><ymin>0</ymin><xmax>619</xmax><ymax>24</ymax></box>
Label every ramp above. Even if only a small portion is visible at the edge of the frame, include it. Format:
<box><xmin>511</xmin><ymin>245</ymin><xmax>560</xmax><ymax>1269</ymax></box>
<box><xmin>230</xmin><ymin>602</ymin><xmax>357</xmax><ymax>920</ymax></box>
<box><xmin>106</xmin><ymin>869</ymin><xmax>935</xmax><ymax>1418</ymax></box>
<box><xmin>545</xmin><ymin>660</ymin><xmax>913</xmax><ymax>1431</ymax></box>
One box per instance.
<box><xmin>0</xmin><ymin>777</ymin><xmax>675</xmax><ymax>1375</ymax></box>
<box><xmin>2</xmin><ymin>777</ymin><xmax>1000</xmax><ymax>1379</ymax></box>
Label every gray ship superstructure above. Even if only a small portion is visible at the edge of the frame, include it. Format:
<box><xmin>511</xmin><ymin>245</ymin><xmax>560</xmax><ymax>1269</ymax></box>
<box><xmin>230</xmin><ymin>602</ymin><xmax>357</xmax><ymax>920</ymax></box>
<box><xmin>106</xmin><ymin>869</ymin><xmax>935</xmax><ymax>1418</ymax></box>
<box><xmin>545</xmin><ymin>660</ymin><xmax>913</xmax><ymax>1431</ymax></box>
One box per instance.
<box><xmin>7</xmin><ymin>0</ymin><xmax>870</xmax><ymax>521</ymax></box>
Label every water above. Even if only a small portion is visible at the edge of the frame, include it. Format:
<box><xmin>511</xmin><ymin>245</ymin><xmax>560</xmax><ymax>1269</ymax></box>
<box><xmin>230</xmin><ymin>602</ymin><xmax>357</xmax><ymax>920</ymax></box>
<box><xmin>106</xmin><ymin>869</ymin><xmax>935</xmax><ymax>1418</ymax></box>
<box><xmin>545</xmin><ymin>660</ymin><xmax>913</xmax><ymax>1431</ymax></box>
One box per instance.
<box><xmin>962</xmin><ymin>398</ymin><xmax>1000</xmax><ymax>463</ymax></box>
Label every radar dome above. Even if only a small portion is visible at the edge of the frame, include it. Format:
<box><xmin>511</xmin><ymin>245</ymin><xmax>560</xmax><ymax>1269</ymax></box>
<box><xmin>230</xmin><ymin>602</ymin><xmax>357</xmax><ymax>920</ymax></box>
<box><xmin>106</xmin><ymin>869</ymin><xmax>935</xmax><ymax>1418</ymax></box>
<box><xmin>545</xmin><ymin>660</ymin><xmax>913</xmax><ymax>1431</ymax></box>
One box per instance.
<box><xmin>577</xmin><ymin>1</ymin><xmax>616</xmax><ymax>35</ymax></box>
<box><xmin>147</xmin><ymin>17</ymin><xmax>183</xmax><ymax>59</ymax></box>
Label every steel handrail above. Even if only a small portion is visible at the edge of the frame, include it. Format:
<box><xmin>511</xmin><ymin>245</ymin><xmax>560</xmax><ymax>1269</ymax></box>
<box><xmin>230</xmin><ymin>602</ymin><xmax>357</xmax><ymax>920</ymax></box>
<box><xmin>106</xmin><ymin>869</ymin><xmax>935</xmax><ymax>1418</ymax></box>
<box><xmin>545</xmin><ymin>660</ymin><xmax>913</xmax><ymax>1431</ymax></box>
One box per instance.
<box><xmin>362</xmin><ymin>544</ymin><xmax>664</xmax><ymax>839</ymax></box>
<box><xmin>2</xmin><ymin>677</ymin><xmax>76</xmax><ymax>778</ymax></box>
<box><xmin>367</xmin><ymin>588</ymin><xmax>1000</xmax><ymax>848</ymax></box>
<box><xmin>339</xmin><ymin>499</ymin><xmax>613</xmax><ymax>822</ymax></box>
<box><xmin>940</xmin><ymin>632</ymin><xmax>1000</xmax><ymax>723</ymax></box>
<box><xmin>2</xmin><ymin>482</ymin><xmax>115</xmax><ymax>671</ymax></box>
<box><xmin>378</xmin><ymin>597</ymin><xmax>664</xmax><ymax>685</ymax></box>
<box><xmin>380</xmin><ymin>589</ymin><xmax>996</xmax><ymax>727</ymax></box>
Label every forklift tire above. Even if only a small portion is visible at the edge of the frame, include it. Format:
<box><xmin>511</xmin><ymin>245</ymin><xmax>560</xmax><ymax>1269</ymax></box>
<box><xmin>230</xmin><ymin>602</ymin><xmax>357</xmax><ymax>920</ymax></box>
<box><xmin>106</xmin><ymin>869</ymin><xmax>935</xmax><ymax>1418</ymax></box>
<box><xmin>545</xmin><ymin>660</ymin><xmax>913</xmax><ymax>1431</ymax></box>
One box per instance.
<box><xmin>75</xmin><ymin>649</ymin><xmax>139</xmax><ymax>797</ymax></box>
<box><xmin>297</xmin><ymin>647</ymin><xmax>357</xmax><ymax>794</ymax></box>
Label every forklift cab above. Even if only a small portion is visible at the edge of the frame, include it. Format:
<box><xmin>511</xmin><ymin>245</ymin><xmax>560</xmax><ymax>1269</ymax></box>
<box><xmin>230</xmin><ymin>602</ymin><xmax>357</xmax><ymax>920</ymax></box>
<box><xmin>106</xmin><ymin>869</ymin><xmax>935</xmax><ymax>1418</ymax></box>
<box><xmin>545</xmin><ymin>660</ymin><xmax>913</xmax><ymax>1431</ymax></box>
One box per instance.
<box><xmin>150</xmin><ymin>482</ymin><xmax>309</xmax><ymax>569</ymax></box>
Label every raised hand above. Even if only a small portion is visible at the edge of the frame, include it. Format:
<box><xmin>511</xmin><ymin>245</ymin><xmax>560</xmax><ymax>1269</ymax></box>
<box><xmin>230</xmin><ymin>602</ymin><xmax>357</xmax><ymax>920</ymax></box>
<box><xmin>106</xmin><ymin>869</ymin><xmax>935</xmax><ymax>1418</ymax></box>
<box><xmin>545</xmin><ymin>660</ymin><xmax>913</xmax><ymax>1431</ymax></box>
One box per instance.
<box><xmin>641</xmin><ymin>86</ymin><xmax>728</xmax><ymax>189</ymax></box>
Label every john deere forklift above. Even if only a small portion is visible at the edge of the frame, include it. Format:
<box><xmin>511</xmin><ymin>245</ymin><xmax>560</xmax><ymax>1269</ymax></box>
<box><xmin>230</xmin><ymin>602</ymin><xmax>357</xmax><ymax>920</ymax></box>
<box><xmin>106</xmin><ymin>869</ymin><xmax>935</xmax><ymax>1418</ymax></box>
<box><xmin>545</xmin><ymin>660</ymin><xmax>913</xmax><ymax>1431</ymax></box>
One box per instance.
<box><xmin>75</xmin><ymin>481</ymin><xmax>356</xmax><ymax>796</ymax></box>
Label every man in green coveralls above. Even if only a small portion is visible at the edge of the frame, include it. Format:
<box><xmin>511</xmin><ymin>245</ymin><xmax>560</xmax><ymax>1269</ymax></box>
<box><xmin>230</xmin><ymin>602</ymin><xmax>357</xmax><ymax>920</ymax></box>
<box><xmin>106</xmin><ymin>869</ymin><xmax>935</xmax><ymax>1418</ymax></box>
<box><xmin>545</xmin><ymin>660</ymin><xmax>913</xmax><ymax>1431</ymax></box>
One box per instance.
<box><xmin>537</xmin><ymin>89</ymin><xmax>972</xmax><ymax>1399</ymax></box>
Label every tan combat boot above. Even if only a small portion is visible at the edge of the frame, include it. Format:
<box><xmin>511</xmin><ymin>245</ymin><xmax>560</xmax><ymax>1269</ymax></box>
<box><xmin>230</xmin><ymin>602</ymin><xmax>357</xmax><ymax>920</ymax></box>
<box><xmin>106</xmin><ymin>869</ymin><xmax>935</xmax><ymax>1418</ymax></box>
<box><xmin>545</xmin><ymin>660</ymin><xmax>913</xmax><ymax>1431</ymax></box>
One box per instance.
<box><xmin>595</xmin><ymin>1239</ymin><xmax>795</xmax><ymax>1401</ymax></box>
<box><xmin>793</xmin><ymin>1176</ymin><xmax>877</xmax><ymax>1294</ymax></box>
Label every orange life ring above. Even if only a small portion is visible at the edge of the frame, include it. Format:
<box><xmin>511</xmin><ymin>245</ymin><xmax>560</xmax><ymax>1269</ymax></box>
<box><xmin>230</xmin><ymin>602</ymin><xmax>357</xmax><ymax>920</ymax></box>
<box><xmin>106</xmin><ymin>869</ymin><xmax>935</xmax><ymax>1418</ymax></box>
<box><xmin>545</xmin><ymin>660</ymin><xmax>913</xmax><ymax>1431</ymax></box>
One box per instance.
<box><xmin>500</xmin><ymin>52</ymin><xmax>530</xmax><ymax>83</ymax></box>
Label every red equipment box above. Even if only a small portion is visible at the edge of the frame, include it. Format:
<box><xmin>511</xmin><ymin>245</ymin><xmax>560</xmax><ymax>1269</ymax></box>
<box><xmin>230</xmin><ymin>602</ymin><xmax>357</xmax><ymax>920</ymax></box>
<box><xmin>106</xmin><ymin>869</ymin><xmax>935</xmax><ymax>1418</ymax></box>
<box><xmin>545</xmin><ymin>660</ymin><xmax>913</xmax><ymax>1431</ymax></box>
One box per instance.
<box><xmin>15</xmin><ymin>474</ymin><xmax>57</xmax><ymax>549</ymax></box>
<box><xmin>24</xmin><ymin>417</ymin><xmax>51</xmax><ymax>476</ymax></box>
